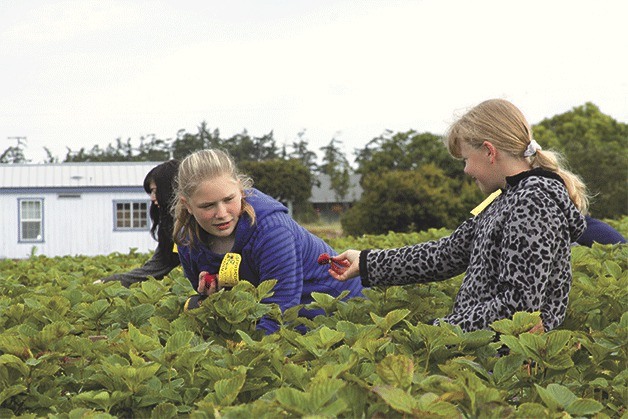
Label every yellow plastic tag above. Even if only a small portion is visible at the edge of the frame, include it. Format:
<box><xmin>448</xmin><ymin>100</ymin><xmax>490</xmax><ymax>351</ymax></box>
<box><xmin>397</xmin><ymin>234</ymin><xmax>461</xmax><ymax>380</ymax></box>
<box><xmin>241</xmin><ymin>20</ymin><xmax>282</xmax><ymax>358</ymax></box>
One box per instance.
<box><xmin>219</xmin><ymin>253</ymin><xmax>241</xmax><ymax>288</ymax></box>
<box><xmin>470</xmin><ymin>189</ymin><xmax>502</xmax><ymax>216</ymax></box>
<box><xmin>172</xmin><ymin>243</ymin><xmax>178</xmax><ymax>253</ymax></box>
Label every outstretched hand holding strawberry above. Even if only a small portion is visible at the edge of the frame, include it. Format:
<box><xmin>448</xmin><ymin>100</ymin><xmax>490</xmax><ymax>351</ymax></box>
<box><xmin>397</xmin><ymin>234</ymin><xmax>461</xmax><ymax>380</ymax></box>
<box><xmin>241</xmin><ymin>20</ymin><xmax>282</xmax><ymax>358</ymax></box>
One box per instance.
<box><xmin>318</xmin><ymin>250</ymin><xmax>361</xmax><ymax>281</ymax></box>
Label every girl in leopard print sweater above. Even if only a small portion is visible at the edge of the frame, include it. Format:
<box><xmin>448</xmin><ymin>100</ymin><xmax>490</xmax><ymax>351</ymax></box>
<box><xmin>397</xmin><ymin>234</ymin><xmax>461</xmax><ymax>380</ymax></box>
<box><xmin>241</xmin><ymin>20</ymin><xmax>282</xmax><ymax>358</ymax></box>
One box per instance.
<box><xmin>328</xmin><ymin>99</ymin><xmax>589</xmax><ymax>333</ymax></box>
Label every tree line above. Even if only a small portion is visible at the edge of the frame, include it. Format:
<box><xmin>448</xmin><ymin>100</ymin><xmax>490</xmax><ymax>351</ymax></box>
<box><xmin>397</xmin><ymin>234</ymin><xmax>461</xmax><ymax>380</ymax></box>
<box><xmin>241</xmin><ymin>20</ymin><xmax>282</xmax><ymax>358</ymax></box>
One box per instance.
<box><xmin>2</xmin><ymin>102</ymin><xmax>626</xmax><ymax>233</ymax></box>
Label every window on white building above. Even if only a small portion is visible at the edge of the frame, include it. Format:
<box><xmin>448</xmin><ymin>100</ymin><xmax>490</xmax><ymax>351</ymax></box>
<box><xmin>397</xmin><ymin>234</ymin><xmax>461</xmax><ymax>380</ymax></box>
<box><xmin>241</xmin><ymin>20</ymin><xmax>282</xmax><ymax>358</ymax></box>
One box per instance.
<box><xmin>114</xmin><ymin>201</ymin><xmax>150</xmax><ymax>230</ymax></box>
<box><xmin>19</xmin><ymin>198</ymin><xmax>44</xmax><ymax>242</ymax></box>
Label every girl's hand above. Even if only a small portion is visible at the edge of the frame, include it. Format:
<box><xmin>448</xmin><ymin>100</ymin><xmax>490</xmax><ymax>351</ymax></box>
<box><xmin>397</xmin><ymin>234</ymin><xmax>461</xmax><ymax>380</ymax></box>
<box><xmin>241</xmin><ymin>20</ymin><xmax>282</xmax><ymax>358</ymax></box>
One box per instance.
<box><xmin>327</xmin><ymin>250</ymin><xmax>361</xmax><ymax>281</ymax></box>
<box><xmin>198</xmin><ymin>272</ymin><xmax>218</xmax><ymax>295</ymax></box>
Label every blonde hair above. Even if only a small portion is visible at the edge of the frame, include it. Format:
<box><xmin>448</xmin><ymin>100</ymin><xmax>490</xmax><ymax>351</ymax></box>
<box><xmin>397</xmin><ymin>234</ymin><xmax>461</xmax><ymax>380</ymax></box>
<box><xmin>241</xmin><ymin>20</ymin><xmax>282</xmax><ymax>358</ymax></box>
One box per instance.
<box><xmin>173</xmin><ymin>149</ymin><xmax>256</xmax><ymax>247</ymax></box>
<box><xmin>445</xmin><ymin>99</ymin><xmax>589</xmax><ymax>213</ymax></box>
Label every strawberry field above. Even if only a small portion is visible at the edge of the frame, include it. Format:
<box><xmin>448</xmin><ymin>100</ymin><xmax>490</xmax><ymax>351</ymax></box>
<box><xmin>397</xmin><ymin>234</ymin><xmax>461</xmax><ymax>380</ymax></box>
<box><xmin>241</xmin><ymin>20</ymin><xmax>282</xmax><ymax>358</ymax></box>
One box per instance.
<box><xmin>0</xmin><ymin>227</ymin><xmax>626</xmax><ymax>418</ymax></box>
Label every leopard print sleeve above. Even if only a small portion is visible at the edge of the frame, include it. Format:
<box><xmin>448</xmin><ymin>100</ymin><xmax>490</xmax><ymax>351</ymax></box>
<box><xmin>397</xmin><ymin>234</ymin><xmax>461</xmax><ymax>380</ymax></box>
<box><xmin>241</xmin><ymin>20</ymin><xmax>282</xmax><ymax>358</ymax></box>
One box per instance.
<box><xmin>361</xmin><ymin>217</ymin><xmax>477</xmax><ymax>287</ymax></box>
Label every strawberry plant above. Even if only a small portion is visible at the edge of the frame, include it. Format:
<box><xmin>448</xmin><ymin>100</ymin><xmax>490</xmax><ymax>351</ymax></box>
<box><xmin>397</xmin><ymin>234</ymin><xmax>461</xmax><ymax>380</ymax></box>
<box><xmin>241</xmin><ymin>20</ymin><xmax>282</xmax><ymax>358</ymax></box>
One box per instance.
<box><xmin>0</xmin><ymin>225</ymin><xmax>626</xmax><ymax>417</ymax></box>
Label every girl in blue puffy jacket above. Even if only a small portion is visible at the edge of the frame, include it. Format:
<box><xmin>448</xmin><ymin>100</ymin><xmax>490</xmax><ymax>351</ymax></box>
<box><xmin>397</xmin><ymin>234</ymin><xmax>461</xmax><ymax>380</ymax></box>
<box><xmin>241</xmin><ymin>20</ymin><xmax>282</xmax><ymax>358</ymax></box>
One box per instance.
<box><xmin>173</xmin><ymin>149</ymin><xmax>363</xmax><ymax>334</ymax></box>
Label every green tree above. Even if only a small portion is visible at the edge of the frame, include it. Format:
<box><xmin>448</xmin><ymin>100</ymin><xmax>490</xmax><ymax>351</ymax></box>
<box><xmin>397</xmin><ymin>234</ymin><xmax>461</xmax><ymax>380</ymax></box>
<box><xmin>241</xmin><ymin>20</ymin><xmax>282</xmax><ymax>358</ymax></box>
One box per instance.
<box><xmin>533</xmin><ymin>103</ymin><xmax>628</xmax><ymax>218</ymax></box>
<box><xmin>43</xmin><ymin>147</ymin><xmax>59</xmax><ymax>163</ymax></box>
<box><xmin>64</xmin><ymin>138</ymin><xmax>126</xmax><ymax>162</ymax></box>
<box><xmin>239</xmin><ymin>159</ymin><xmax>312</xmax><ymax>207</ymax></box>
<box><xmin>288</xmin><ymin>130</ymin><xmax>319</xmax><ymax>174</ymax></box>
<box><xmin>346</xmin><ymin>129</ymin><xmax>482</xmax><ymax>235</ymax></box>
<box><xmin>0</xmin><ymin>146</ymin><xmax>27</xmax><ymax>163</ymax></box>
<box><xmin>355</xmin><ymin>131</ymin><xmax>462</xmax><ymax>180</ymax></box>
<box><xmin>341</xmin><ymin>165</ymin><xmax>473</xmax><ymax>236</ymax></box>
<box><xmin>136</xmin><ymin>134</ymin><xmax>172</xmax><ymax>161</ymax></box>
<box><xmin>223</xmin><ymin>131</ymin><xmax>279</xmax><ymax>162</ymax></box>
<box><xmin>320</xmin><ymin>138</ymin><xmax>351</xmax><ymax>202</ymax></box>
<box><xmin>1</xmin><ymin>137</ymin><xmax>29</xmax><ymax>164</ymax></box>
<box><xmin>172</xmin><ymin>123</ymin><xmax>222</xmax><ymax>160</ymax></box>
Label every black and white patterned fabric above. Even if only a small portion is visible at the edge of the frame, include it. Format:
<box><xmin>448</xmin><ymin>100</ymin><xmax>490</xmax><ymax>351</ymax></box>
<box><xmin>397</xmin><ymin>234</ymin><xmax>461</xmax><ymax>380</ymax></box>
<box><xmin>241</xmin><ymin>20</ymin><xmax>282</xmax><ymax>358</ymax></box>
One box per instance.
<box><xmin>360</xmin><ymin>168</ymin><xmax>587</xmax><ymax>332</ymax></box>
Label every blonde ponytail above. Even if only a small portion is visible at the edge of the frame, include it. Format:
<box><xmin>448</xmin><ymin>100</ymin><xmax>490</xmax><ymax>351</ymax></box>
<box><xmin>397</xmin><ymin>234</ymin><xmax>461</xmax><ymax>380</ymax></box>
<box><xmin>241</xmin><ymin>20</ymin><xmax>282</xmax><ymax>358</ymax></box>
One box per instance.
<box><xmin>529</xmin><ymin>149</ymin><xmax>589</xmax><ymax>214</ymax></box>
<box><xmin>446</xmin><ymin>99</ymin><xmax>589</xmax><ymax>214</ymax></box>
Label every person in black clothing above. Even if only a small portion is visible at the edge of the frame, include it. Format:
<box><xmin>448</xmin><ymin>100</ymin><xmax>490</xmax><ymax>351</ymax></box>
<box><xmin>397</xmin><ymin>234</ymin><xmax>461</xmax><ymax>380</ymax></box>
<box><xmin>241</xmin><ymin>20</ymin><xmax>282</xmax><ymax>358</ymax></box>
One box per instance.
<box><xmin>96</xmin><ymin>160</ymin><xmax>180</xmax><ymax>287</ymax></box>
<box><xmin>576</xmin><ymin>215</ymin><xmax>626</xmax><ymax>246</ymax></box>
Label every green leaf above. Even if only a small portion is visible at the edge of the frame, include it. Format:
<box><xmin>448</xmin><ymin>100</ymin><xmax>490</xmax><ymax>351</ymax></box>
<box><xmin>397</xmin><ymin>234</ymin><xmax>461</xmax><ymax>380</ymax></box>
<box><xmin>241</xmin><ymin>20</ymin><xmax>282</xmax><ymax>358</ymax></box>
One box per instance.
<box><xmin>515</xmin><ymin>402</ymin><xmax>549</xmax><ymax>417</ymax></box>
<box><xmin>415</xmin><ymin>392</ymin><xmax>462</xmax><ymax>417</ymax></box>
<box><xmin>81</xmin><ymin>299</ymin><xmax>111</xmax><ymax>320</ymax></box>
<box><xmin>492</xmin><ymin>354</ymin><xmax>525</xmax><ymax>384</ymax></box>
<box><xmin>535</xmin><ymin>383</ymin><xmax>578</xmax><ymax>411</ymax></box>
<box><xmin>376</xmin><ymin>354</ymin><xmax>414</xmax><ymax>389</ymax></box>
<box><xmin>128</xmin><ymin>323</ymin><xmax>161</xmax><ymax>352</ymax></box>
<box><xmin>309</xmin><ymin>378</ymin><xmax>345</xmax><ymax>410</ymax></box>
<box><xmin>603</xmin><ymin>260</ymin><xmax>622</xmax><ymax>278</ymax></box>
<box><xmin>275</xmin><ymin>387</ymin><xmax>309</xmax><ymax>416</ymax></box>
<box><xmin>543</xmin><ymin>354</ymin><xmax>574</xmax><ymax>370</ymax></box>
<box><xmin>459</xmin><ymin>329</ymin><xmax>495</xmax><ymax>349</ymax></box>
<box><xmin>235</xmin><ymin>330</ymin><xmax>257</xmax><ymax>346</ymax></box>
<box><xmin>370</xmin><ymin>309</ymin><xmax>410</xmax><ymax>334</ymax></box>
<box><xmin>318</xmin><ymin>326</ymin><xmax>345</xmax><ymax>349</ymax></box>
<box><xmin>40</xmin><ymin>321</ymin><xmax>73</xmax><ymax>343</ymax></box>
<box><xmin>0</xmin><ymin>354</ymin><xmax>29</xmax><ymax>376</ymax></box>
<box><xmin>279</xmin><ymin>363</ymin><xmax>309</xmax><ymax>389</ymax></box>
<box><xmin>199</xmin><ymin>364</ymin><xmax>234</xmax><ymax>382</ymax></box>
<box><xmin>0</xmin><ymin>384</ymin><xmax>28</xmax><ymax>405</ymax></box>
<box><xmin>214</xmin><ymin>372</ymin><xmax>246</xmax><ymax>406</ymax></box>
<box><xmin>545</xmin><ymin>383</ymin><xmax>578</xmax><ymax>408</ymax></box>
<box><xmin>534</xmin><ymin>384</ymin><xmax>559</xmax><ymax>411</ymax></box>
<box><xmin>565</xmin><ymin>398</ymin><xmax>604</xmax><ymax>416</ymax></box>
<box><xmin>131</xmin><ymin>363</ymin><xmax>162</xmax><ymax>387</ymax></box>
<box><xmin>256</xmin><ymin>279</ymin><xmax>277</xmax><ymax>300</ymax></box>
<box><xmin>372</xmin><ymin>385</ymin><xmax>416</xmax><ymax>414</ymax></box>
<box><xmin>491</xmin><ymin>311</ymin><xmax>541</xmax><ymax>335</ymax></box>
<box><xmin>71</xmin><ymin>390</ymin><xmax>121</xmax><ymax>412</ymax></box>
<box><xmin>128</xmin><ymin>303</ymin><xmax>157</xmax><ymax>325</ymax></box>
<box><xmin>518</xmin><ymin>333</ymin><xmax>545</xmax><ymax>359</ymax></box>
<box><xmin>151</xmin><ymin>402</ymin><xmax>178</xmax><ymax>418</ymax></box>
<box><xmin>545</xmin><ymin>330</ymin><xmax>572</xmax><ymax>355</ymax></box>
<box><xmin>294</xmin><ymin>326</ymin><xmax>344</xmax><ymax>358</ymax></box>
<box><xmin>164</xmin><ymin>331</ymin><xmax>194</xmax><ymax>353</ymax></box>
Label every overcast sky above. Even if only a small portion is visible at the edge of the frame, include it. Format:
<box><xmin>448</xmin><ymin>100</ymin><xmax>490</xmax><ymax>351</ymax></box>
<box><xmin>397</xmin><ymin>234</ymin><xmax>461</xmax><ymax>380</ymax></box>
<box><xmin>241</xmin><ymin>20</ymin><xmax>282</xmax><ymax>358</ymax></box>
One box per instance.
<box><xmin>1</xmin><ymin>0</ymin><xmax>627</xmax><ymax>163</ymax></box>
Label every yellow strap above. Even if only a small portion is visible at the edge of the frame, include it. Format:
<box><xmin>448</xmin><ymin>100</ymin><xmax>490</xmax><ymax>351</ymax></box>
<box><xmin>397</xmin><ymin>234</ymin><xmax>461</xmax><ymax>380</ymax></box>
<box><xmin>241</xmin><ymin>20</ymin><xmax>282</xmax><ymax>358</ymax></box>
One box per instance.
<box><xmin>219</xmin><ymin>253</ymin><xmax>241</xmax><ymax>288</ymax></box>
<box><xmin>470</xmin><ymin>189</ymin><xmax>502</xmax><ymax>216</ymax></box>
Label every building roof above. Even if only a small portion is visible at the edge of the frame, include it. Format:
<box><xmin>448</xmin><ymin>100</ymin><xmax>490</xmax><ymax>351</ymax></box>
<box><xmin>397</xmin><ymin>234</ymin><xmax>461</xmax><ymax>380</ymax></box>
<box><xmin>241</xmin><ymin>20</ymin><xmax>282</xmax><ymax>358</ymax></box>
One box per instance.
<box><xmin>0</xmin><ymin>162</ymin><xmax>364</xmax><ymax>203</ymax></box>
<box><xmin>310</xmin><ymin>173</ymin><xmax>363</xmax><ymax>203</ymax></box>
<box><xmin>0</xmin><ymin>162</ymin><xmax>164</xmax><ymax>189</ymax></box>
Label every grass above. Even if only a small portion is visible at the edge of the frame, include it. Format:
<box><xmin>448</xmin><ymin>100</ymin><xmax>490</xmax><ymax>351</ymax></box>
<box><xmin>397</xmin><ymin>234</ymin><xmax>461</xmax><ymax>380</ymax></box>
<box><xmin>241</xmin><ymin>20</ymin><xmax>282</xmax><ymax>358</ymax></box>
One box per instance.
<box><xmin>301</xmin><ymin>221</ymin><xmax>344</xmax><ymax>240</ymax></box>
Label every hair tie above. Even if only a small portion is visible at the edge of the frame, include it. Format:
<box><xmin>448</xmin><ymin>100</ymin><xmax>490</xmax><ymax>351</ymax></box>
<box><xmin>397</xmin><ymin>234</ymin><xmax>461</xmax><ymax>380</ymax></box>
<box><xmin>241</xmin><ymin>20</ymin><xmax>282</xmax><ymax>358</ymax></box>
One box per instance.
<box><xmin>524</xmin><ymin>139</ymin><xmax>542</xmax><ymax>157</ymax></box>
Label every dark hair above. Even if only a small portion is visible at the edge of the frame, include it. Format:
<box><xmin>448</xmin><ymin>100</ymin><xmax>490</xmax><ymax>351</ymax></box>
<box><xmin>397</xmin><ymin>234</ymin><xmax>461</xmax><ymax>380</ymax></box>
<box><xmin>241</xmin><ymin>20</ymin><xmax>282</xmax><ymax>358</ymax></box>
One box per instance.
<box><xmin>143</xmin><ymin>160</ymin><xmax>179</xmax><ymax>262</ymax></box>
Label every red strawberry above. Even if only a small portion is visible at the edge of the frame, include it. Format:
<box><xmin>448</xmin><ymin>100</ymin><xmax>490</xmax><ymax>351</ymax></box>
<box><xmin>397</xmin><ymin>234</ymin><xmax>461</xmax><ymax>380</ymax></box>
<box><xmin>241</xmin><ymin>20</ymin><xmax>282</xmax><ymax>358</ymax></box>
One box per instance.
<box><xmin>318</xmin><ymin>253</ymin><xmax>350</xmax><ymax>274</ymax></box>
<box><xmin>317</xmin><ymin>253</ymin><xmax>331</xmax><ymax>265</ymax></box>
<box><xmin>202</xmin><ymin>273</ymin><xmax>217</xmax><ymax>289</ymax></box>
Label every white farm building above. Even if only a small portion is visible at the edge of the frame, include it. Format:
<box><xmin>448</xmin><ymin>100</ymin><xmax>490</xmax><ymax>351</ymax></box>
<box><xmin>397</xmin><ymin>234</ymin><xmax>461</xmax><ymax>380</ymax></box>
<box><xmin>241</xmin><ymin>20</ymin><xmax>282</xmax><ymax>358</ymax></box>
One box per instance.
<box><xmin>0</xmin><ymin>163</ymin><xmax>364</xmax><ymax>259</ymax></box>
<box><xmin>0</xmin><ymin>162</ymin><xmax>163</xmax><ymax>259</ymax></box>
